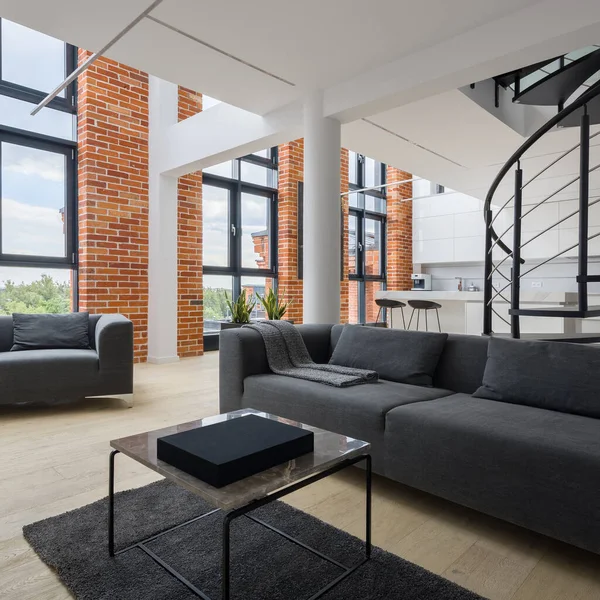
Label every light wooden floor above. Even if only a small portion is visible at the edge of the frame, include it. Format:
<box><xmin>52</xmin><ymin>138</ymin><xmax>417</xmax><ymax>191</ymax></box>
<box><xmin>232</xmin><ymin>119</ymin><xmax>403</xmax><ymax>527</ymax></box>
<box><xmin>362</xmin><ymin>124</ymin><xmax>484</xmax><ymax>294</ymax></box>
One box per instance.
<box><xmin>2</xmin><ymin>353</ymin><xmax>600</xmax><ymax>600</ymax></box>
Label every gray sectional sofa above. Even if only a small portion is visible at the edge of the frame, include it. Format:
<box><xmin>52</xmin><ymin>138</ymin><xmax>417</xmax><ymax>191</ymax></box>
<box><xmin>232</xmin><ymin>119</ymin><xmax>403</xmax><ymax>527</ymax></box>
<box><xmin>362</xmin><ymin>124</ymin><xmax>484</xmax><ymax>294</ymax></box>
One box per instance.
<box><xmin>220</xmin><ymin>323</ymin><xmax>600</xmax><ymax>555</ymax></box>
<box><xmin>0</xmin><ymin>314</ymin><xmax>134</xmax><ymax>406</ymax></box>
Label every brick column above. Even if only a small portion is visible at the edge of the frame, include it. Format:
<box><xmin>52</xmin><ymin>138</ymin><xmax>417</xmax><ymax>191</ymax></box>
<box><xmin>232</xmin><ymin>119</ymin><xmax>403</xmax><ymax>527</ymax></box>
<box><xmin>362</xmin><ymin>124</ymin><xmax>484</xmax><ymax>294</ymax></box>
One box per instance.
<box><xmin>77</xmin><ymin>52</ymin><xmax>149</xmax><ymax>362</ymax></box>
<box><xmin>177</xmin><ymin>88</ymin><xmax>203</xmax><ymax>357</ymax></box>
<box><xmin>277</xmin><ymin>139</ymin><xmax>304</xmax><ymax>323</ymax></box>
<box><xmin>340</xmin><ymin>148</ymin><xmax>350</xmax><ymax>323</ymax></box>
<box><xmin>387</xmin><ymin>166</ymin><xmax>413</xmax><ymax>291</ymax></box>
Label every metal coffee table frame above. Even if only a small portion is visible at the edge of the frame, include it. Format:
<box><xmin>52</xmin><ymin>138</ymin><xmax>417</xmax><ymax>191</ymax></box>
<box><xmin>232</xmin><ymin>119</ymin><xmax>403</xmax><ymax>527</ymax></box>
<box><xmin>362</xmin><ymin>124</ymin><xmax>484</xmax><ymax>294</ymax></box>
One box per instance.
<box><xmin>109</xmin><ymin>450</ymin><xmax>372</xmax><ymax>600</ymax></box>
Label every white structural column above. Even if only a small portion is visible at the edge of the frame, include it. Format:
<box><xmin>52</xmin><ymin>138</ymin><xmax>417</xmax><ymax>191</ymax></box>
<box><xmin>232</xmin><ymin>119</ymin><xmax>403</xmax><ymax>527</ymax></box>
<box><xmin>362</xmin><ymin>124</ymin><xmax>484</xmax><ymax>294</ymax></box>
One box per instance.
<box><xmin>148</xmin><ymin>76</ymin><xmax>180</xmax><ymax>364</ymax></box>
<box><xmin>303</xmin><ymin>91</ymin><xmax>342</xmax><ymax>323</ymax></box>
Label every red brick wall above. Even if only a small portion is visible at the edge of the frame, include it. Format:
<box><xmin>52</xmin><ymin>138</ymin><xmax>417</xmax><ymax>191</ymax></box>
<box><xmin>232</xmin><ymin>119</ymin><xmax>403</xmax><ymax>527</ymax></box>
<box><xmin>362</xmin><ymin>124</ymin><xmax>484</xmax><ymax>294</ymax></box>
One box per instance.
<box><xmin>77</xmin><ymin>52</ymin><xmax>149</xmax><ymax>361</ymax></box>
<box><xmin>340</xmin><ymin>148</ymin><xmax>350</xmax><ymax>323</ymax></box>
<box><xmin>387</xmin><ymin>166</ymin><xmax>413</xmax><ymax>292</ymax></box>
<box><xmin>177</xmin><ymin>88</ymin><xmax>203</xmax><ymax>357</ymax></box>
<box><xmin>277</xmin><ymin>139</ymin><xmax>304</xmax><ymax>323</ymax></box>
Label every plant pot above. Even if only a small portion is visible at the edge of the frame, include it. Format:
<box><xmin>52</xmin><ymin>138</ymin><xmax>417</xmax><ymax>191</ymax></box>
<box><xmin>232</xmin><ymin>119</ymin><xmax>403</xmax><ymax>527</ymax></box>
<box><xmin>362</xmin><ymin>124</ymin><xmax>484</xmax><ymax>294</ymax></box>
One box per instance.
<box><xmin>220</xmin><ymin>321</ymin><xmax>247</xmax><ymax>330</ymax></box>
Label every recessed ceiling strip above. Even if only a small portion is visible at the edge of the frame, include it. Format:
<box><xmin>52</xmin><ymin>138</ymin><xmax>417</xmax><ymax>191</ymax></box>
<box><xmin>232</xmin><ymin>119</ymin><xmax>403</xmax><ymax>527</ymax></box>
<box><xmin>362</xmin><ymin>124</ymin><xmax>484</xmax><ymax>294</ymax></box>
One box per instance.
<box><xmin>361</xmin><ymin>118</ymin><xmax>466</xmax><ymax>168</ymax></box>
<box><xmin>146</xmin><ymin>16</ymin><xmax>295</xmax><ymax>87</ymax></box>
<box><xmin>31</xmin><ymin>0</ymin><xmax>166</xmax><ymax>115</ymax></box>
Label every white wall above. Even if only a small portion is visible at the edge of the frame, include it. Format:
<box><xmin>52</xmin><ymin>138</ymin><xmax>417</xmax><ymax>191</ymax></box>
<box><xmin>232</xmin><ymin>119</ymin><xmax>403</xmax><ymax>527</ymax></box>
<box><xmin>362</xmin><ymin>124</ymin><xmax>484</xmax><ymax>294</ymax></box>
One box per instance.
<box><xmin>412</xmin><ymin>186</ymin><xmax>600</xmax><ymax>294</ymax></box>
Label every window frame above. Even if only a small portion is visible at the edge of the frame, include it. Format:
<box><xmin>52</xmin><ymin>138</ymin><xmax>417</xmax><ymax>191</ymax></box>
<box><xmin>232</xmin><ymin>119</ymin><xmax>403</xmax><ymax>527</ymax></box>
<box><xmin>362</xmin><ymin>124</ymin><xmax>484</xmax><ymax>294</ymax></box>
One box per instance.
<box><xmin>0</xmin><ymin>18</ymin><xmax>78</xmax><ymax>308</ymax></box>
<box><xmin>202</xmin><ymin>148</ymin><xmax>278</xmax><ymax>310</ymax></box>
<box><xmin>347</xmin><ymin>152</ymin><xmax>387</xmax><ymax>323</ymax></box>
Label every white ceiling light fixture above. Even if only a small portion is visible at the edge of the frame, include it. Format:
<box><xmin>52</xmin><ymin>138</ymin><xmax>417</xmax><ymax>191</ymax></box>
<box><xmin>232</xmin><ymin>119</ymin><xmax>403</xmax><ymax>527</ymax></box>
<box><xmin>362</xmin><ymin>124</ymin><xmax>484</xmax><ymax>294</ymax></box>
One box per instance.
<box><xmin>30</xmin><ymin>0</ymin><xmax>166</xmax><ymax>116</ymax></box>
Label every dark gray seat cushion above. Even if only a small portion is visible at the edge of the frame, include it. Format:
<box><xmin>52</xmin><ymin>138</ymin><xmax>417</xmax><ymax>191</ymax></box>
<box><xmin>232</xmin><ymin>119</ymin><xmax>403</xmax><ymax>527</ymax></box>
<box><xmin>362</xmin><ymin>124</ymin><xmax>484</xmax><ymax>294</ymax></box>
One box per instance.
<box><xmin>241</xmin><ymin>374</ymin><xmax>453</xmax><ymax>472</ymax></box>
<box><xmin>0</xmin><ymin>349</ymin><xmax>100</xmax><ymax>401</ymax></box>
<box><xmin>329</xmin><ymin>325</ymin><xmax>448</xmax><ymax>386</ymax></box>
<box><xmin>385</xmin><ymin>394</ymin><xmax>600</xmax><ymax>554</ymax></box>
<box><xmin>11</xmin><ymin>312</ymin><xmax>90</xmax><ymax>351</ymax></box>
<box><xmin>474</xmin><ymin>337</ymin><xmax>600</xmax><ymax>418</ymax></box>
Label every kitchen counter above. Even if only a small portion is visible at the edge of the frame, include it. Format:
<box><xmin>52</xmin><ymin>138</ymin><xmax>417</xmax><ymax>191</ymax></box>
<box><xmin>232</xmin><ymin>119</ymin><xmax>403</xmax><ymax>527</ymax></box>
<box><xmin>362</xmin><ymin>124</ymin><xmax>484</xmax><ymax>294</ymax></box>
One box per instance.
<box><xmin>377</xmin><ymin>290</ymin><xmax>580</xmax><ymax>303</ymax></box>
<box><xmin>376</xmin><ymin>290</ymin><xmax>598</xmax><ymax>335</ymax></box>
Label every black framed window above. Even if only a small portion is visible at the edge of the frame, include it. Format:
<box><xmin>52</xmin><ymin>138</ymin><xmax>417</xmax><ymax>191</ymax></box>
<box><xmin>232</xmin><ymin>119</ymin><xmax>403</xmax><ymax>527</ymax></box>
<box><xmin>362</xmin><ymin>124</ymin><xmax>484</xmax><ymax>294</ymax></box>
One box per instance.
<box><xmin>0</xmin><ymin>19</ymin><xmax>78</xmax><ymax>315</ymax></box>
<box><xmin>203</xmin><ymin>148</ymin><xmax>278</xmax><ymax>339</ymax></box>
<box><xmin>347</xmin><ymin>152</ymin><xmax>387</xmax><ymax>324</ymax></box>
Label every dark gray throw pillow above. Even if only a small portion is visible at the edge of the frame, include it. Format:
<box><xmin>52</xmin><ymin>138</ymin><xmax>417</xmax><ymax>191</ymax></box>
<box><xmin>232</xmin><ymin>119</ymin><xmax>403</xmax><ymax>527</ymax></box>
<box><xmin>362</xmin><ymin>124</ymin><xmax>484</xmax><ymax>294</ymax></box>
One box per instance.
<box><xmin>473</xmin><ymin>337</ymin><xmax>600</xmax><ymax>418</ymax></box>
<box><xmin>11</xmin><ymin>313</ymin><xmax>90</xmax><ymax>351</ymax></box>
<box><xmin>329</xmin><ymin>325</ymin><xmax>448</xmax><ymax>386</ymax></box>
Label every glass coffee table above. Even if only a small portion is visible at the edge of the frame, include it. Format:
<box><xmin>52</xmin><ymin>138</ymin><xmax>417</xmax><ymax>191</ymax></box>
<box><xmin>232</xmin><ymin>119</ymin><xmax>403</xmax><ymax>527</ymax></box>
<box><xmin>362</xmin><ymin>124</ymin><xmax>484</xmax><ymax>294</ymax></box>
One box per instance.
<box><xmin>109</xmin><ymin>408</ymin><xmax>372</xmax><ymax>600</ymax></box>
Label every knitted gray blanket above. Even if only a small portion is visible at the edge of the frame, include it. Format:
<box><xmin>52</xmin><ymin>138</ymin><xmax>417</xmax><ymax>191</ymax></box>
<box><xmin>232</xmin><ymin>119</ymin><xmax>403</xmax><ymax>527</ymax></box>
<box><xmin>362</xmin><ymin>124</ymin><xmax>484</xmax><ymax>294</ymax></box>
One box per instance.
<box><xmin>244</xmin><ymin>320</ymin><xmax>378</xmax><ymax>387</ymax></box>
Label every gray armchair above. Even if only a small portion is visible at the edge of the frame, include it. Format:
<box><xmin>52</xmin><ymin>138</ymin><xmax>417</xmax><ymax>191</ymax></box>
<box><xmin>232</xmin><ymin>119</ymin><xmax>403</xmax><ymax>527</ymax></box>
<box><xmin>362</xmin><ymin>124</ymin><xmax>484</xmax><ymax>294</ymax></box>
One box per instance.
<box><xmin>0</xmin><ymin>314</ymin><xmax>134</xmax><ymax>407</ymax></box>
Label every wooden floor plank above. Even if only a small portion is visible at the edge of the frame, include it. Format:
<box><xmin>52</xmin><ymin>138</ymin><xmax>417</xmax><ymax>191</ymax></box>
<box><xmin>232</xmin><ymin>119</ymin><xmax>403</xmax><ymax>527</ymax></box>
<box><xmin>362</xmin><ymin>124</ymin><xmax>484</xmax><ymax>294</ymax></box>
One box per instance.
<box><xmin>1</xmin><ymin>351</ymin><xmax>599</xmax><ymax>600</ymax></box>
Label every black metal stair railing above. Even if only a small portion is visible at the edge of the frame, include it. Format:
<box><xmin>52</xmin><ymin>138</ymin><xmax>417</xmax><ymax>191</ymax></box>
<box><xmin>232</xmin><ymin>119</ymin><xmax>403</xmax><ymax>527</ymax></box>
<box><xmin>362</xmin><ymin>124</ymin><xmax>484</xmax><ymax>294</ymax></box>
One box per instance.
<box><xmin>483</xmin><ymin>81</ymin><xmax>600</xmax><ymax>338</ymax></box>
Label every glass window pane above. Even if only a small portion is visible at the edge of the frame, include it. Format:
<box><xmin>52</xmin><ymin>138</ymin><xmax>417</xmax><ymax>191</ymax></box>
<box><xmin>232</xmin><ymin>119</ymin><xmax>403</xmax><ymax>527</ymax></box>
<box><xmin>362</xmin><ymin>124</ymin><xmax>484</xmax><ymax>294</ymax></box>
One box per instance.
<box><xmin>203</xmin><ymin>275</ymin><xmax>233</xmax><ymax>332</ymax></box>
<box><xmin>202</xmin><ymin>184</ymin><xmax>230</xmax><ymax>267</ymax></box>
<box><xmin>2</xmin><ymin>142</ymin><xmax>67</xmax><ymax>257</ymax></box>
<box><xmin>241</xmin><ymin>192</ymin><xmax>270</xmax><ymax>269</ymax></box>
<box><xmin>365</xmin><ymin>281</ymin><xmax>385</xmax><ymax>324</ymax></box>
<box><xmin>348</xmin><ymin>192</ymin><xmax>364</xmax><ymax>209</ymax></box>
<box><xmin>365</xmin><ymin>157</ymin><xmax>381</xmax><ymax>188</ymax></box>
<box><xmin>348</xmin><ymin>280</ymin><xmax>360</xmax><ymax>324</ymax></box>
<box><xmin>204</xmin><ymin>161</ymin><xmax>234</xmax><ymax>178</ymax></box>
<box><xmin>240</xmin><ymin>161</ymin><xmax>277</xmax><ymax>187</ymax></box>
<box><xmin>348</xmin><ymin>214</ymin><xmax>358</xmax><ymax>275</ymax></box>
<box><xmin>0</xmin><ymin>267</ymin><xmax>73</xmax><ymax>314</ymax></box>
<box><xmin>1</xmin><ymin>20</ymin><xmax>66</xmax><ymax>95</ymax></box>
<box><xmin>241</xmin><ymin>276</ymin><xmax>272</xmax><ymax>321</ymax></box>
<box><xmin>348</xmin><ymin>151</ymin><xmax>357</xmax><ymax>185</ymax></box>
<box><xmin>252</xmin><ymin>149</ymin><xmax>269</xmax><ymax>158</ymax></box>
<box><xmin>0</xmin><ymin>95</ymin><xmax>75</xmax><ymax>140</ymax></box>
<box><xmin>202</xmin><ymin>185</ymin><xmax>229</xmax><ymax>267</ymax></box>
<box><xmin>365</xmin><ymin>195</ymin><xmax>386</xmax><ymax>213</ymax></box>
<box><xmin>365</xmin><ymin>219</ymin><xmax>383</xmax><ymax>276</ymax></box>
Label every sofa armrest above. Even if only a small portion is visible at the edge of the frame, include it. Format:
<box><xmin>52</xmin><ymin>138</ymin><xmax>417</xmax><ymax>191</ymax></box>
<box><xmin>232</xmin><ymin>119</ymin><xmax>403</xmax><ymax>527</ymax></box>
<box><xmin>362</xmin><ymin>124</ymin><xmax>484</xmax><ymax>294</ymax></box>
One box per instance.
<box><xmin>95</xmin><ymin>314</ymin><xmax>134</xmax><ymax>375</ymax></box>
<box><xmin>219</xmin><ymin>323</ymin><xmax>334</xmax><ymax>414</ymax></box>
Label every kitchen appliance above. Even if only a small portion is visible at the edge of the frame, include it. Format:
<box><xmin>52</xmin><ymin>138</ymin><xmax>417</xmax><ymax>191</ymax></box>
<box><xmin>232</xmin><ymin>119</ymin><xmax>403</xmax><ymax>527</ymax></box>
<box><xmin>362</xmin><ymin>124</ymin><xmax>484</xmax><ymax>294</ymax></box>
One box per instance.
<box><xmin>411</xmin><ymin>273</ymin><xmax>432</xmax><ymax>291</ymax></box>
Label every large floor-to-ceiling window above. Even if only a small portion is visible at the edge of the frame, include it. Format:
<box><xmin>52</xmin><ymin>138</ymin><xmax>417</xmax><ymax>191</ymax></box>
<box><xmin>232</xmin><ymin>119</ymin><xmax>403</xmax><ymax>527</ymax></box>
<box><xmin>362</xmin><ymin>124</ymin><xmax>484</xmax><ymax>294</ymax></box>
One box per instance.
<box><xmin>0</xmin><ymin>19</ymin><xmax>77</xmax><ymax>314</ymax></box>
<box><xmin>347</xmin><ymin>151</ymin><xmax>387</xmax><ymax>324</ymax></box>
<box><xmin>202</xmin><ymin>149</ymin><xmax>278</xmax><ymax>341</ymax></box>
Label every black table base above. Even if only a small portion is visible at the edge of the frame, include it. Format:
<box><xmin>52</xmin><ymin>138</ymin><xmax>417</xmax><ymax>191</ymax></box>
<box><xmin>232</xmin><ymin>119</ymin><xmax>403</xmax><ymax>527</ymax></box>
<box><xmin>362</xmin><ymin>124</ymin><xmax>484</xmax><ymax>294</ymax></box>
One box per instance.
<box><xmin>108</xmin><ymin>450</ymin><xmax>372</xmax><ymax>600</ymax></box>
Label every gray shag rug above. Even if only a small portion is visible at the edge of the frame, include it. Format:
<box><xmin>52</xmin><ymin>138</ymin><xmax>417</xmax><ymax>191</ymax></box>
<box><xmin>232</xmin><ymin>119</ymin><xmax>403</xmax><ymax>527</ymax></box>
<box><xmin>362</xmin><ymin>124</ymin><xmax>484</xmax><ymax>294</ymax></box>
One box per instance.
<box><xmin>24</xmin><ymin>479</ymin><xmax>486</xmax><ymax>600</ymax></box>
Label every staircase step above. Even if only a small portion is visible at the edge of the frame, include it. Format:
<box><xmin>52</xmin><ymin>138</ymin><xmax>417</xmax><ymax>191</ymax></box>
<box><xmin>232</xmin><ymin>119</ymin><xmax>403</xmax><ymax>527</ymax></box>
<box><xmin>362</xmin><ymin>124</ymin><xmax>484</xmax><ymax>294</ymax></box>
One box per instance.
<box><xmin>509</xmin><ymin>305</ymin><xmax>600</xmax><ymax>318</ymax></box>
<box><xmin>560</xmin><ymin>84</ymin><xmax>600</xmax><ymax>127</ymax></box>
<box><xmin>493</xmin><ymin>332</ymin><xmax>600</xmax><ymax>343</ymax></box>
<box><xmin>494</xmin><ymin>56</ymin><xmax>561</xmax><ymax>89</ymax></box>
<box><xmin>514</xmin><ymin>48</ymin><xmax>600</xmax><ymax>106</ymax></box>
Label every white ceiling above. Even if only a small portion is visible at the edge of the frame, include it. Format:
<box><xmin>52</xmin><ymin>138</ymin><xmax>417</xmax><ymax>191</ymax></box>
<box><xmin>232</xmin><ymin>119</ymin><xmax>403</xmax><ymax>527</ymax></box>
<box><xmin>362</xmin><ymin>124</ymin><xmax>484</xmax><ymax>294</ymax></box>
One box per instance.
<box><xmin>0</xmin><ymin>0</ymin><xmax>567</xmax><ymax>116</ymax></box>
<box><xmin>3</xmin><ymin>0</ymin><xmax>600</xmax><ymax>196</ymax></box>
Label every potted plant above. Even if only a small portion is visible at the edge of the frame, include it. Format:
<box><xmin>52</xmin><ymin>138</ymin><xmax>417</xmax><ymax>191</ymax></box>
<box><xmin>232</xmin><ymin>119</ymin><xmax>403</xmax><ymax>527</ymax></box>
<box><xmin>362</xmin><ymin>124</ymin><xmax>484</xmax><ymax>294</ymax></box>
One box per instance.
<box><xmin>221</xmin><ymin>290</ymin><xmax>256</xmax><ymax>329</ymax></box>
<box><xmin>256</xmin><ymin>288</ymin><xmax>293</xmax><ymax>321</ymax></box>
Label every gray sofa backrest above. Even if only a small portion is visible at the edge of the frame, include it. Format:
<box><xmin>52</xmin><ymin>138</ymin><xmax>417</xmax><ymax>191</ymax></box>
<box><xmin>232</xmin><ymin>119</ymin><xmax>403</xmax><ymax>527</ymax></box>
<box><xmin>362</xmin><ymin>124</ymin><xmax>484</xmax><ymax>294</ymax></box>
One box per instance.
<box><xmin>330</xmin><ymin>325</ymin><xmax>488</xmax><ymax>394</ymax></box>
<box><xmin>0</xmin><ymin>313</ymin><xmax>104</xmax><ymax>352</ymax></box>
<box><xmin>433</xmin><ymin>334</ymin><xmax>489</xmax><ymax>394</ymax></box>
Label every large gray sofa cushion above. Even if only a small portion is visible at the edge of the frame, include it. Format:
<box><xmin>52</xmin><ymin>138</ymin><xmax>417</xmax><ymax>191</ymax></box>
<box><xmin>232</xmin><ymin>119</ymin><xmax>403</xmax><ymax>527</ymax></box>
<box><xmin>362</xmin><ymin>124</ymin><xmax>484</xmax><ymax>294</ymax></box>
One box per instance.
<box><xmin>384</xmin><ymin>394</ymin><xmax>600</xmax><ymax>554</ymax></box>
<box><xmin>474</xmin><ymin>337</ymin><xmax>600</xmax><ymax>418</ymax></box>
<box><xmin>433</xmin><ymin>334</ymin><xmax>489</xmax><ymax>394</ymax></box>
<box><xmin>329</xmin><ymin>325</ymin><xmax>447</xmax><ymax>386</ymax></box>
<box><xmin>0</xmin><ymin>349</ymin><xmax>100</xmax><ymax>402</ymax></box>
<box><xmin>242</xmin><ymin>373</ymin><xmax>453</xmax><ymax>471</ymax></box>
<box><xmin>11</xmin><ymin>312</ymin><xmax>90</xmax><ymax>351</ymax></box>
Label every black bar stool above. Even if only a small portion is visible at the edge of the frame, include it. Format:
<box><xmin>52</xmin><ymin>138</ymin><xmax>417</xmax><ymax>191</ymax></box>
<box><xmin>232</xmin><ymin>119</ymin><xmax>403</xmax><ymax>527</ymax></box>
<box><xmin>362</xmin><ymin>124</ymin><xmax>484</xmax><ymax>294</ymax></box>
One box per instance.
<box><xmin>375</xmin><ymin>299</ymin><xmax>406</xmax><ymax>329</ymax></box>
<box><xmin>407</xmin><ymin>300</ymin><xmax>442</xmax><ymax>332</ymax></box>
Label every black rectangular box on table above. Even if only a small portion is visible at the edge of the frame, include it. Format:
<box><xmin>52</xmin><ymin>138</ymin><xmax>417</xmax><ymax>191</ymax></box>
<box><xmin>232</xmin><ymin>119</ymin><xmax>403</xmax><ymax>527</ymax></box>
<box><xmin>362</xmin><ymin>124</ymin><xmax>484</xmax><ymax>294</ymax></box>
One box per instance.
<box><xmin>157</xmin><ymin>414</ymin><xmax>315</xmax><ymax>488</ymax></box>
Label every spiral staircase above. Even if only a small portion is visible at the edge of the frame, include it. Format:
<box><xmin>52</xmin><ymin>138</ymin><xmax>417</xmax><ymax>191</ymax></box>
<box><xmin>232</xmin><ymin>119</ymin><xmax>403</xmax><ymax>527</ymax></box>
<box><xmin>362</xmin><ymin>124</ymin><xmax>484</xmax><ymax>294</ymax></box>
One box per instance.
<box><xmin>483</xmin><ymin>46</ymin><xmax>600</xmax><ymax>342</ymax></box>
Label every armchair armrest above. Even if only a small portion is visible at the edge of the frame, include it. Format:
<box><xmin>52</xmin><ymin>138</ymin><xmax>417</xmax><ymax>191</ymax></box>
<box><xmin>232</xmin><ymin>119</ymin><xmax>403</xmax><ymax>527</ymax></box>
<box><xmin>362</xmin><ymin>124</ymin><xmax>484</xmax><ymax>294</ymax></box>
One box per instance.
<box><xmin>95</xmin><ymin>314</ymin><xmax>134</xmax><ymax>375</ymax></box>
<box><xmin>218</xmin><ymin>323</ymin><xmax>334</xmax><ymax>414</ymax></box>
